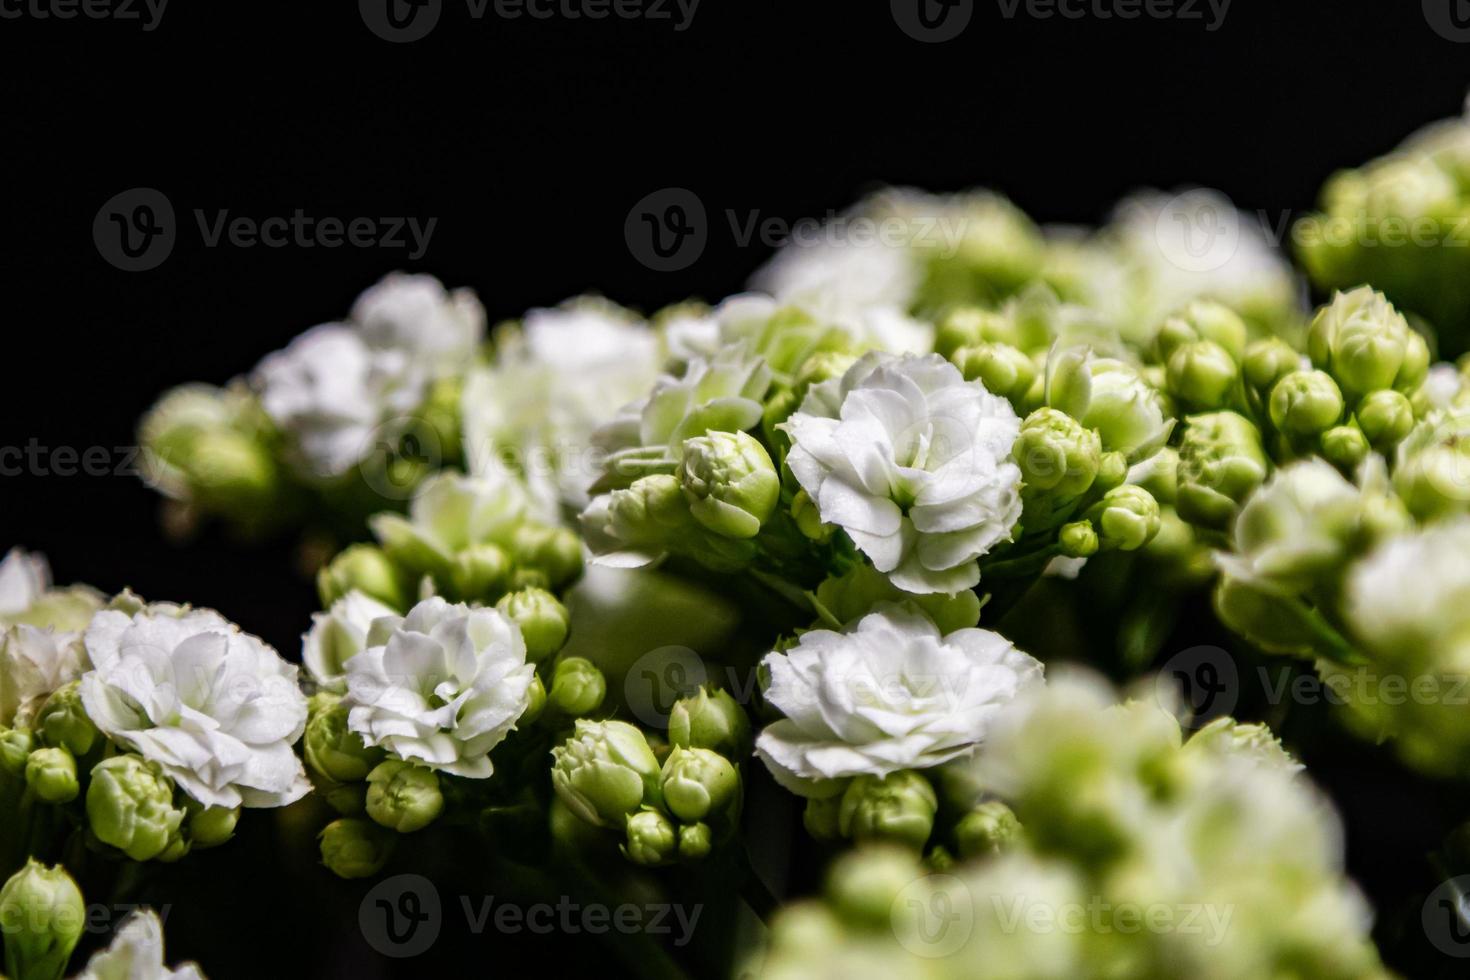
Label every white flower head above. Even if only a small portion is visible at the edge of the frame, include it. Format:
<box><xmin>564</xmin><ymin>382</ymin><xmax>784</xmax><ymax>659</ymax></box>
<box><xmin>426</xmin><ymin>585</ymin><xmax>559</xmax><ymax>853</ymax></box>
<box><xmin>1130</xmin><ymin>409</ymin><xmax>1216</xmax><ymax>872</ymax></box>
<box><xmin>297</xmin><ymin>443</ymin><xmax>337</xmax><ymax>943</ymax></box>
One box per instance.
<box><xmin>462</xmin><ymin>298</ymin><xmax>661</xmax><ymax>517</ymax></box>
<box><xmin>77</xmin><ymin>911</ymin><xmax>205</xmax><ymax>980</ymax></box>
<box><xmin>0</xmin><ymin>547</ymin><xmax>50</xmax><ymax>621</ymax></box>
<box><xmin>755</xmin><ymin>604</ymin><xmax>1042</xmax><ymax>797</ymax></box>
<box><xmin>1345</xmin><ymin>517</ymin><xmax>1470</xmax><ymax>673</ymax></box>
<box><xmin>783</xmin><ymin>352</ymin><xmax>1023</xmax><ymax>594</ymax></box>
<box><xmin>351</xmin><ymin>272</ymin><xmax>486</xmax><ymax>375</ymax></box>
<box><xmin>343</xmin><ymin>596</ymin><xmax>535</xmax><ymax>778</ymax></box>
<box><xmin>302</xmin><ymin>590</ymin><xmax>399</xmax><ymax>694</ymax></box>
<box><xmin>370</xmin><ymin>467</ymin><xmax>530</xmax><ymax>568</ymax></box>
<box><xmin>0</xmin><ymin>625</ymin><xmax>88</xmax><ymax>729</ymax></box>
<box><xmin>80</xmin><ymin>608</ymin><xmax>310</xmax><ymax>809</ymax></box>
<box><xmin>255</xmin><ymin>323</ymin><xmax>426</xmax><ymax>478</ymax></box>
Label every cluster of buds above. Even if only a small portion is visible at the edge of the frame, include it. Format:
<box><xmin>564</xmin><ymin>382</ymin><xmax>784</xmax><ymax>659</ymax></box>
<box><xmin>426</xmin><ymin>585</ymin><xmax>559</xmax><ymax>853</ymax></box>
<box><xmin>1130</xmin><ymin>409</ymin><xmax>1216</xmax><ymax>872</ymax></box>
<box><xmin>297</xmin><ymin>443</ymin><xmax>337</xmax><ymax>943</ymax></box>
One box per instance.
<box><xmin>549</xmin><ymin>687</ymin><xmax>749</xmax><ymax>868</ymax></box>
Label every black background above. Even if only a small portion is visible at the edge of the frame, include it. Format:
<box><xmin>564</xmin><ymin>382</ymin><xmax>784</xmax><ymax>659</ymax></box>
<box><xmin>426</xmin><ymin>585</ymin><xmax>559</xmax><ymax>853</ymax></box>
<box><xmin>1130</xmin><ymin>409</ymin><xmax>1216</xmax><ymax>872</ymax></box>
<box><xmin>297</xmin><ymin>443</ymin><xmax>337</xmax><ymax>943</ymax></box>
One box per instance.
<box><xmin>4</xmin><ymin>1</ymin><xmax>1470</xmax><ymax>976</ymax></box>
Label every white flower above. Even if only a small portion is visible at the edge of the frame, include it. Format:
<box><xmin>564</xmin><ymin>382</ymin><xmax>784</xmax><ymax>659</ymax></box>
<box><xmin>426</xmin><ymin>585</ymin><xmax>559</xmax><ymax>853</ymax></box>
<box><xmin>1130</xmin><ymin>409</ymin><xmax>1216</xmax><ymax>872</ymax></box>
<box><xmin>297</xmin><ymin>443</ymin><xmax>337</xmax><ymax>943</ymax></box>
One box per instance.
<box><xmin>370</xmin><ymin>467</ymin><xmax>530</xmax><ymax>569</ymax></box>
<box><xmin>0</xmin><ymin>625</ymin><xmax>88</xmax><ymax>729</ymax></box>
<box><xmin>755</xmin><ymin>605</ymin><xmax>1042</xmax><ymax>796</ymax></box>
<box><xmin>351</xmin><ymin>272</ymin><xmax>486</xmax><ymax>375</ymax></box>
<box><xmin>1345</xmin><ymin>517</ymin><xmax>1470</xmax><ymax>673</ymax></box>
<box><xmin>254</xmin><ymin>324</ymin><xmax>425</xmax><ymax>478</ymax></box>
<box><xmin>783</xmin><ymin>352</ymin><xmax>1023</xmax><ymax>594</ymax></box>
<box><xmin>462</xmin><ymin>299</ymin><xmax>661</xmax><ymax>516</ymax></box>
<box><xmin>76</xmin><ymin>911</ymin><xmax>204</xmax><ymax>980</ymax></box>
<box><xmin>303</xmin><ymin>590</ymin><xmax>399</xmax><ymax>694</ymax></box>
<box><xmin>0</xmin><ymin>547</ymin><xmax>50</xmax><ymax>621</ymax></box>
<box><xmin>80</xmin><ymin>608</ymin><xmax>310</xmax><ymax>809</ymax></box>
<box><xmin>342</xmin><ymin>597</ymin><xmax>535</xmax><ymax>777</ymax></box>
<box><xmin>750</xmin><ymin>218</ymin><xmax>920</xmax><ymax>321</ymax></box>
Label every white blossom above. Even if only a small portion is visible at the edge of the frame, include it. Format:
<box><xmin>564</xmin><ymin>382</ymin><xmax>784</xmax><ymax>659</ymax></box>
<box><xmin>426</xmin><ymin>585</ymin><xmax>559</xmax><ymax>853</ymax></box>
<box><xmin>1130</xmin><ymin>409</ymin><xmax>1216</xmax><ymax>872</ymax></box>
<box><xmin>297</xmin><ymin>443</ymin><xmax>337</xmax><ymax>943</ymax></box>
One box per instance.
<box><xmin>342</xmin><ymin>597</ymin><xmax>535</xmax><ymax>777</ymax></box>
<box><xmin>755</xmin><ymin>605</ymin><xmax>1041</xmax><ymax>796</ymax></box>
<box><xmin>0</xmin><ymin>625</ymin><xmax>88</xmax><ymax>729</ymax></box>
<box><xmin>784</xmin><ymin>352</ymin><xmax>1023</xmax><ymax>594</ymax></box>
<box><xmin>80</xmin><ymin>608</ymin><xmax>310</xmax><ymax>809</ymax></box>
<box><xmin>351</xmin><ymin>272</ymin><xmax>486</xmax><ymax>376</ymax></box>
<box><xmin>76</xmin><ymin>911</ymin><xmax>204</xmax><ymax>980</ymax></box>
<box><xmin>302</xmin><ymin>590</ymin><xmax>399</xmax><ymax>694</ymax></box>
<box><xmin>254</xmin><ymin>324</ymin><xmax>425</xmax><ymax>478</ymax></box>
<box><xmin>0</xmin><ymin>547</ymin><xmax>50</xmax><ymax>621</ymax></box>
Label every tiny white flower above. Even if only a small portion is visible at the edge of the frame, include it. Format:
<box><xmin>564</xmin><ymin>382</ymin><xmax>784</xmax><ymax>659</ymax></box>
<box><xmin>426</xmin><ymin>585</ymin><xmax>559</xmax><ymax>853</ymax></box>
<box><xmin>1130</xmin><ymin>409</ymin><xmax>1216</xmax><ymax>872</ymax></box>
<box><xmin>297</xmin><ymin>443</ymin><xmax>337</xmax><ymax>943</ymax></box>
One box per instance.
<box><xmin>351</xmin><ymin>272</ymin><xmax>486</xmax><ymax>376</ymax></box>
<box><xmin>755</xmin><ymin>605</ymin><xmax>1042</xmax><ymax>796</ymax></box>
<box><xmin>0</xmin><ymin>547</ymin><xmax>50</xmax><ymax>621</ymax></box>
<box><xmin>343</xmin><ymin>596</ymin><xmax>535</xmax><ymax>777</ymax></box>
<box><xmin>302</xmin><ymin>590</ymin><xmax>399</xmax><ymax>694</ymax></box>
<box><xmin>255</xmin><ymin>324</ymin><xmax>426</xmax><ymax>478</ymax></box>
<box><xmin>80</xmin><ymin>608</ymin><xmax>310</xmax><ymax>809</ymax></box>
<box><xmin>370</xmin><ymin>467</ymin><xmax>530</xmax><ymax>569</ymax></box>
<box><xmin>76</xmin><ymin>911</ymin><xmax>204</xmax><ymax>980</ymax></box>
<box><xmin>784</xmin><ymin>352</ymin><xmax>1023</xmax><ymax>594</ymax></box>
<box><xmin>0</xmin><ymin>625</ymin><xmax>88</xmax><ymax>729</ymax></box>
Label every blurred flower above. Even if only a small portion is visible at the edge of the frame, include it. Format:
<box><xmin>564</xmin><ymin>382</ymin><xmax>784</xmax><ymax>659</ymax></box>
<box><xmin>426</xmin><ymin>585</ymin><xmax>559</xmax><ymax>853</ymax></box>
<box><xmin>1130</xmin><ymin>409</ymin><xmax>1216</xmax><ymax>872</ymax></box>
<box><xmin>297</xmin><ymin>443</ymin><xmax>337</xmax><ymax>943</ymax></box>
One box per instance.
<box><xmin>75</xmin><ymin>910</ymin><xmax>205</xmax><ymax>980</ymax></box>
<box><xmin>351</xmin><ymin>272</ymin><xmax>486</xmax><ymax>377</ymax></box>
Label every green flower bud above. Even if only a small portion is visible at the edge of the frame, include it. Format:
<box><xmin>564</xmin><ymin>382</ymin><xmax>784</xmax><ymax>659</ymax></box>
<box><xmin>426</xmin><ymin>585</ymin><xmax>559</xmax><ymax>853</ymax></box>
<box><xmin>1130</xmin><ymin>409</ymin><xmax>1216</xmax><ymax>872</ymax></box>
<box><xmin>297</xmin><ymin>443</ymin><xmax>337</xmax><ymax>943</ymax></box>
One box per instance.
<box><xmin>825</xmin><ymin>846</ymin><xmax>922</xmax><ymax>930</ymax></box>
<box><xmin>955</xmin><ymin>800</ymin><xmax>1021</xmax><ymax>859</ymax></box>
<box><xmin>86</xmin><ymin>755</ymin><xmax>186</xmax><ymax>862</ymax></box>
<box><xmin>508</xmin><ymin>524</ymin><xmax>584</xmax><ymax>589</ymax></box>
<box><xmin>1167</xmin><ymin>300</ymin><xmax>1249</xmax><ymax>360</ymax></box>
<box><xmin>790</xmin><ymin>489</ymin><xmax>832</xmax><ymax>543</ymax></box>
<box><xmin>183</xmin><ymin>430</ymin><xmax>278</xmax><ymax>515</ymax></box>
<box><xmin>953</xmin><ymin>342</ymin><xmax>1037</xmax><ymax>404</ymax></box>
<box><xmin>1086</xmin><ymin>485</ymin><xmax>1162</xmax><ymax>551</ymax></box>
<box><xmin>1356</xmin><ymin>389</ymin><xmax>1415</xmax><ymax>452</ymax></box>
<box><xmin>319</xmin><ymin>817</ymin><xmax>395</xmax><ymax>879</ymax></box>
<box><xmin>0</xmin><ymin>728</ymin><xmax>34</xmax><ymax>777</ymax></box>
<box><xmin>451</xmin><ymin>543</ymin><xmax>511</xmax><ymax>601</ymax></box>
<box><xmin>677</xmin><ymin>821</ymin><xmax>713</xmax><ymax>861</ymax></box>
<box><xmin>304</xmin><ymin>696</ymin><xmax>384</xmax><ymax>784</ymax></box>
<box><xmin>1012</xmin><ymin>408</ymin><xmax>1102</xmax><ymax>497</ymax></box>
<box><xmin>603</xmin><ymin>475</ymin><xmax>757</xmax><ymax>573</ymax></box>
<box><xmin>1320</xmin><ymin>425</ymin><xmax>1370</xmax><ymax>470</ymax></box>
<box><xmin>522</xmin><ymin>674</ymin><xmax>547</xmax><ymax>726</ymax></box>
<box><xmin>1177</xmin><ymin>411</ymin><xmax>1270</xmax><ymax>529</ymax></box>
<box><xmin>323</xmin><ymin>783</ymin><xmax>368</xmax><ymax>817</ymax></box>
<box><xmin>935</xmin><ymin>307</ymin><xmax>1015</xmax><ymax>359</ymax></box>
<box><xmin>317</xmin><ymin>545</ymin><xmax>409</xmax><ymax>610</ymax></box>
<box><xmin>550</xmin><ymin>720</ymin><xmax>661</xmax><ymax>829</ymax></box>
<box><xmin>509</xmin><ymin>568</ymin><xmax>550</xmax><ymax>592</ymax></box>
<box><xmin>667</xmin><ymin>686</ymin><xmax>751</xmax><ymax>760</ymax></box>
<box><xmin>1047</xmin><ymin>350</ymin><xmax>1173</xmax><ymax>461</ymax></box>
<box><xmin>34</xmin><ymin>682</ymin><xmax>99</xmax><ymax>761</ymax></box>
<box><xmin>0</xmin><ymin>860</ymin><xmax>85</xmax><ymax>980</ymax></box>
<box><xmin>1058</xmin><ymin>520</ymin><xmax>1100</xmax><ymax>558</ymax></box>
<box><xmin>1308</xmin><ymin>287</ymin><xmax>1430</xmax><ymax>398</ymax></box>
<box><xmin>796</xmin><ymin>351</ymin><xmax>858</xmax><ymax>392</ymax></box>
<box><xmin>548</xmin><ymin>657</ymin><xmax>607</xmax><ymax>718</ymax></box>
<box><xmin>623</xmin><ymin>808</ymin><xmax>677</xmax><ymax>867</ymax></box>
<box><xmin>1394</xmin><ymin>412</ymin><xmax>1470</xmax><ymax>520</ymax></box>
<box><xmin>803</xmin><ymin>795</ymin><xmax>844</xmax><ymax>841</ymax></box>
<box><xmin>813</xmin><ymin>564</ymin><xmax>982</xmax><ymax>635</ymax></box>
<box><xmin>187</xmin><ymin>804</ymin><xmax>239</xmax><ymax>849</ymax></box>
<box><xmin>365</xmin><ymin>760</ymin><xmax>444</xmax><ymax>834</ymax></box>
<box><xmin>678</xmin><ymin>431</ymin><xmax>780</xmax><ymax>539</ymax></box>
<box><xmin>1094</xmin><ymin>450</ymin><xmax>1130</xmax><ymax>494</ymax></box>
<box><xmin>1166</xmin><ymin>340</ymin><xmax>1239</xmax><ymax>411</ymax></box>
<box><xmin>1128</xmin><ymin>446</ymin><xmax>1179</xmax><ymax>505</ymax></box>
<box><xmin>1270</xmin><ymin>370</ymin><xmax>1345</xmax><ymax>438</ymax></box>
<box><xmin>25</xmin><ymin>747</ymin><xmax>78</xmax><ymax>804</ymax></box>
<box><xmin>496</xmin><ymin>587</ymin><xmax>570</xmax><ymax>662</ymax></box>
<box><xmin>660</xmin><ymin>747</ymin><xmax>739</xmax><ymax>823</ymax></box>
<box><xmin>837</xmin><ymin>772</ymin><xmax>937</xmax><ymax>851</ymax></box>
<box><xmin>1242</xmin><ymin>337</ymin><xmax>1302</xmax><ymax>396</ymax></box>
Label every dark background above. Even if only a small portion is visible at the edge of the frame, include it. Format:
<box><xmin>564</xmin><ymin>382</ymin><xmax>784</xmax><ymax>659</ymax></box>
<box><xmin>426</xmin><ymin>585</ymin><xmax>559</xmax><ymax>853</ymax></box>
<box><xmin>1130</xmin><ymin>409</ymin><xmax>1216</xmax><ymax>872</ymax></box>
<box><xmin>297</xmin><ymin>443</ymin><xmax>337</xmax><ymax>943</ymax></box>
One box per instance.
<box><xmin>4</xmin><ymin>1</ymin><xmax>1470</xmax><ymax>976</ymax></box>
